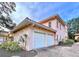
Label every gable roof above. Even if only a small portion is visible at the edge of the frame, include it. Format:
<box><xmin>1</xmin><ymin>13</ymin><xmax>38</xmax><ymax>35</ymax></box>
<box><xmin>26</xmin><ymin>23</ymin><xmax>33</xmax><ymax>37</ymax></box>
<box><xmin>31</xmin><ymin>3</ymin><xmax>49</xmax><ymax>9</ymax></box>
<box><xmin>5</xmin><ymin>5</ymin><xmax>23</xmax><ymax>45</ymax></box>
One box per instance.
<box><xmin>11</xmin><ymin>17</ymin><xmax>56</xmax><ymax>33</ymax></box>
<box><xmin>38</xmin><ymin>14</ymin><xmax>65</xmax><ymax>26</ymax></box>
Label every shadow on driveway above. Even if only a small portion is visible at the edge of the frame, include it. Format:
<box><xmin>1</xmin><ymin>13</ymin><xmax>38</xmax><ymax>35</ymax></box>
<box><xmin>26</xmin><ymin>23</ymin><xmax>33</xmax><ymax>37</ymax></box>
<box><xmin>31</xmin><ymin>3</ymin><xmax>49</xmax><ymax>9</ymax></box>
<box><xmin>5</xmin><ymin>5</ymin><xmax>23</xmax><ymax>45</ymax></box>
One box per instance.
<box><xmin>0</xmin><ymin>49</ymin><xmax>37</xmax><ymax>57</ymax></box>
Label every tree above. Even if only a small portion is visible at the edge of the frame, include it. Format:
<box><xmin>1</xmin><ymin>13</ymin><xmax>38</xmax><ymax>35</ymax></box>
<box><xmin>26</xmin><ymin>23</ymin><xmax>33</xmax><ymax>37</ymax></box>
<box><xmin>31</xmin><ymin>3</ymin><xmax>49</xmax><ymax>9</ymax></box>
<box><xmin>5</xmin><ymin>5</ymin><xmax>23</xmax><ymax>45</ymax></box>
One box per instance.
<box><xmin>67</xmin><ymin>17</ymin><xmax>79</xmax><ymax>39</ymax></box>
<box><xmin>0</xmin><ymin>2</ymin><xmax>16</xmax><ymax>15</ymax></box>
<box><xmin>0</xmin><ymin>2</ymin><xmax>16</xmax><ymax>30</ymax></box>
<box><xmin>0</xmin><ymin>15</ymin><xmax>16</xmax><ymax>29</ymax></box>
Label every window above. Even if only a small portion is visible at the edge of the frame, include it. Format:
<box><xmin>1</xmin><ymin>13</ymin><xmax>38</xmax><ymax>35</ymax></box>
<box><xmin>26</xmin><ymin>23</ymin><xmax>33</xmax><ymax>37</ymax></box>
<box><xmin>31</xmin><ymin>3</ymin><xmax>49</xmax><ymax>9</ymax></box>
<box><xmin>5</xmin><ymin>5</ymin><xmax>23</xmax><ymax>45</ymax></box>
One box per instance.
<box><xmin>11</xmin><ymin>37</ymin><xmax>14</xmax><ymax>41</ymax></box>
<box><xmin>57</xmin><ymin>21</ymin><xmax>58</xmax><ymax>28</ymax></box>
<box><xmin>19</xmin><ymin>36</ymin><xmax>25</xmax><ymax>43</ymax></box>
<box><xmin>60</xmin><ymin>23</ymin><xmax>61</xmax><ymax>30</ymax></box>
<box><xmin>23</xmin><ymin>34</ymin><xmax>27</xmax><ymax>38</ymax></box>
<box><xmin>60</xmin><ymin>36</ymin><xmax>61</xmax><ymax>41</ymax></box>
<box><xmin>48</xmin><ymin>22</ymin><xmax>51</xmax><ymax>27</ymax></box>
<box><xmin>57</xmin><ymin>35</ymin><xmax>58</xmax><ymax>41</ymax></box>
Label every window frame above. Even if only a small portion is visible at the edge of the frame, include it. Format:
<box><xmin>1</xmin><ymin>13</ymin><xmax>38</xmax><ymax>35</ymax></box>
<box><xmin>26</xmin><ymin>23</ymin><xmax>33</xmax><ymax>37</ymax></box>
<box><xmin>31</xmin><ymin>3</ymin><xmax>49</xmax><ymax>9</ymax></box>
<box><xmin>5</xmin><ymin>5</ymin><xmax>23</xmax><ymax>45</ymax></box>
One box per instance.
<box><xmin>48</xmin><ymin>22</ymin><xmax>51</xmax><ymax>28</ymax></box>
<box><xmin>60</xmin><ymin>23</ymin><xmax>61</xmax><ymax>30</ymax></box>
<box><xmin>57</xmin><ymin>21</ymin><xmax>59</xmax><ymax>28</ymax></box>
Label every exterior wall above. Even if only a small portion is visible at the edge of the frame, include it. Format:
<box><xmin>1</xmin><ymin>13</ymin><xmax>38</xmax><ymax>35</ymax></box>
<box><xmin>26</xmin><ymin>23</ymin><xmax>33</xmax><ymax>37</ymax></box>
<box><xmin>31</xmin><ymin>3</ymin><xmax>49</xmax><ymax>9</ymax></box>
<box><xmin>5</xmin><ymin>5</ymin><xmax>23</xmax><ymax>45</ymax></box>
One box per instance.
<box><xmin>0</xmin><ymin>36</ymin><xmax>6</xmax><ymax>44</ymax></box>
<box><xmin>0</xmin><ymin>32</ymin><xmax>10</xmax><ymax>44</ymax></box>
<box><xmin>13</xmin><ymin>26</ymin><xmax>32</xmax><ymax>51</ymax></box>
<box><xmin>75</xmin><ymin>35</ymin><xmax>79</xmax><ymax>41</ymax></box>
<box><xmin>64</xmin><ymin>25</ymin><xmax>68</xmax><ymax>40</ymax></box>
<box><xmin>13</xmin><ymin>26</ymin><xmax>55</xmax><ymax>51</ymax></box>
<box><xmin>0</xmin><ymin>35</ymin><xmax>11</xmax><ymax>44</ymax></box>
<box><xmin>75</xmin><ymin>36</ymin><xmax>79</xmax><ymax>40</ymax></box>
<box><xmin>41</xmin><ymin>19</ymin><xmax>68</xmax><ymax>43</ymax></box>
<box><xmin>13</xmin><ymin>19</ymin><xmax>68</xmax><ymax>51</ymax></box>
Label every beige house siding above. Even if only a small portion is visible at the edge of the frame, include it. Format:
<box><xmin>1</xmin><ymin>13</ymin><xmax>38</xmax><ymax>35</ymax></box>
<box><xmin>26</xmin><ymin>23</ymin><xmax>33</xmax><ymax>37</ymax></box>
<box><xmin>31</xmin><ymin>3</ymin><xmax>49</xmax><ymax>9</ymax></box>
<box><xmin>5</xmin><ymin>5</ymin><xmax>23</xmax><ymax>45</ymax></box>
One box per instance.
<box><xmin>75</xmin><ymin>34</ymin><xmax>79</xmax><ymax>41</ymax></box>
<box><xmin>75</xmin><ymin>36</ymin><xmax>79</xmax><ymax>40</ymax></box>
<box><xmin>13</xmin><ymin>26</ymin><xmax>32</xmax><ymax>50</ymax></box>
<box><xmin>0</xmin><ymin>37</ymin><xmax>6</xmax><ymax>44</ymax></box>
<box><xmin>11</xmin><ymin>16</ymin><xmax>68</xmax><ymax>51</ymax></box>
<box><xmin>0</xmin><ymin>31</ymin><xmax>10</xmax><ymax>44</ymax></box>
<box><xmin>41</xmin><ymin>19</ymin><xmax>68</xmax><ymax>42</ymax></box>
<box><xmin>13</xmin><ymin>25</ymin><xmax>55</xmax><ymax>51</ymax></box>
<box><xmin>41</xmin><ymin>19</ymin><xmax>57</xmax><ymax>30</ymax></box>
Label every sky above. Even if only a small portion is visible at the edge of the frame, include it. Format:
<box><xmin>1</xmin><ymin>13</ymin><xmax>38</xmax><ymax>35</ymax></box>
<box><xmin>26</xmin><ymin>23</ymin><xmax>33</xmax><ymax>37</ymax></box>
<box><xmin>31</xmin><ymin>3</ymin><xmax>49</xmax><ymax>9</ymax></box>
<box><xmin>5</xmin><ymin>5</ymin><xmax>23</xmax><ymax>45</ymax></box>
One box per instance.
<box><xmin>10</xmin><ymin>2</ymin><xmax>79</xmax><ymax>24</ymax></box>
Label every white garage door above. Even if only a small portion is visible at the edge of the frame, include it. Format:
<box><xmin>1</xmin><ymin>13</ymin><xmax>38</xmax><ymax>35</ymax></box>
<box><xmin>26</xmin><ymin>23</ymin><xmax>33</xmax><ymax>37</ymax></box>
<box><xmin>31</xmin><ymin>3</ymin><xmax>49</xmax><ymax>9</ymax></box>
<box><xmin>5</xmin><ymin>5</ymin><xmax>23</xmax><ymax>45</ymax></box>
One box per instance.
<box><xmin>33</xmin><ymin>31</ymin><xmax>45</xmax><ymax>49</ymax></box>
<box><xmin>33</xmin><ymin>31</ymin><xmax>54</xmax><ymax>49</ymax></box>
<box><xmin>47</xmin><ymin>35</ymin><xmax>54</xmax><ymax>46</ymax></box>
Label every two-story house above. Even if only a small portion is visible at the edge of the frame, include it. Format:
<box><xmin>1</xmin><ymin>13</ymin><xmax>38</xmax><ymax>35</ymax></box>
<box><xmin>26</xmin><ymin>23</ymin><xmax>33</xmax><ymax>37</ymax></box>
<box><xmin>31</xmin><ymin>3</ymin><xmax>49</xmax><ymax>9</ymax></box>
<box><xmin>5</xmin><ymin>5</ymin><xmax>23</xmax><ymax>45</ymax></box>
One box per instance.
<box><xmin>39</xmin><ymin>15</ymin><xmax>68</xmax><ymax>44</ymax></box>
<box><xmin>11</xmin><ymin>15</ymin><xmax>68</xmax><ymax>51</ymax></box>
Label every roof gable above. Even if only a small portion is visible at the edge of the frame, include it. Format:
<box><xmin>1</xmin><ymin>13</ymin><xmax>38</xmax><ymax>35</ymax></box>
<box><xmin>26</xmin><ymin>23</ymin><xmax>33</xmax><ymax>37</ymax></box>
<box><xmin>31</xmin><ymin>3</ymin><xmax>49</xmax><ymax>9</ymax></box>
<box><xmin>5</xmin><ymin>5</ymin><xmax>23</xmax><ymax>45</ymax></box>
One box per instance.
<box><xmin>11</xmin><ymin>17</ymin><xmax>56</xmax><ymax>33</ymax></box>
<box><xmin>38</xmin><ymin>14</ymin><xmax>65</xmax><ymax>26</ymax></box>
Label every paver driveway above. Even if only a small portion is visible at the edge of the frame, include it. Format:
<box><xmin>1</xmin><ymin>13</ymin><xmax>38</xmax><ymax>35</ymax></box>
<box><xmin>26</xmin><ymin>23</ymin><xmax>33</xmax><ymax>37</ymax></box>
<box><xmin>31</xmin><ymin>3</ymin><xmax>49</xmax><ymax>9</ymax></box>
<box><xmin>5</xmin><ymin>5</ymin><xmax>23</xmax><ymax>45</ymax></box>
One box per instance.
<box><xmin>1</xmin><ymin>43</ymin><xmax>79</xmax><ymax>57</ymax></box>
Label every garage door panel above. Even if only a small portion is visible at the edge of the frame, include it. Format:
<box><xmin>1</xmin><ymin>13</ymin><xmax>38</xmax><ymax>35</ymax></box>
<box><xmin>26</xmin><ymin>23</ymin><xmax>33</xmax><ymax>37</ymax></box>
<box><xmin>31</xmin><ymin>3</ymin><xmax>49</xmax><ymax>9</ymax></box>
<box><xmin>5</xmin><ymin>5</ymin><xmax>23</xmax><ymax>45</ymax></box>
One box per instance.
<box><xmin>33</xmin><ymin>31</ymin><xmax>54</xmax><ymax>49</ymax></box>
<box><xmin>34</xmin><ymin>38</ymin><xmax>45</xmax><ymax>49</ymax></box>
<box><xmin>33</xmin><ymin>32</ymin><xmax>45</xmax><ymax>49</ymax></box>
<box><xmin>47</xmin><ymin>35</ymin><xmax>54</xmax><ymax>46</ymax></box>
<box><xmin>47</xmin><ymin>35</ymin><xmax>52</xmax><ymax>46</ymax></box>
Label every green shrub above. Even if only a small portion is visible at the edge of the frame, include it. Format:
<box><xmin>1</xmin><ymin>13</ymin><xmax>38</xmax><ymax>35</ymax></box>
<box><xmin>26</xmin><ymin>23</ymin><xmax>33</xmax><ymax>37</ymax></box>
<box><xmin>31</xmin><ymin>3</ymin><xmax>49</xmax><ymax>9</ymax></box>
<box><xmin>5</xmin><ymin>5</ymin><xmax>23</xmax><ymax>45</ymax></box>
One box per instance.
<box><xmin>63</xmin><ymin>39</ymin><xmax>75</xmax><ymax>45</ymax></box>
<box><xmin>0</xmin><ymin>41</ymin><xmax>22</xmax><ymax>52</ymax></box>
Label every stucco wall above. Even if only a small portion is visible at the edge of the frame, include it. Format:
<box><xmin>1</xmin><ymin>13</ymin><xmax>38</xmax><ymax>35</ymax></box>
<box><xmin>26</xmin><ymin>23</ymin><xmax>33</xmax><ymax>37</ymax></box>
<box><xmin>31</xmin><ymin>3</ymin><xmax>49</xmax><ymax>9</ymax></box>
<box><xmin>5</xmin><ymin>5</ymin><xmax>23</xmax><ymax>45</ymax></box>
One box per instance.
<box><xmin>13</xmin><ymin>26</ymin><xmax>32</xmax><ymax>51</ymax></box>
<box><xmin>41</xmin><ymin>19</ymin><xmax>68</xmax><ymax>42</ymax></box>
<box><xmin>75</xmin><ymin>35</ymin><xmax>79</xmax><ymax>41</ymax></box>
<box><xmin>13</xmin><ymin>26</ymin><xmax>55</xmax><ymax>51</ymax></box>
<box><xmin>0</xmin><ymin>37</ymin><xmax>6</xmax><ymax>44</ymax></box>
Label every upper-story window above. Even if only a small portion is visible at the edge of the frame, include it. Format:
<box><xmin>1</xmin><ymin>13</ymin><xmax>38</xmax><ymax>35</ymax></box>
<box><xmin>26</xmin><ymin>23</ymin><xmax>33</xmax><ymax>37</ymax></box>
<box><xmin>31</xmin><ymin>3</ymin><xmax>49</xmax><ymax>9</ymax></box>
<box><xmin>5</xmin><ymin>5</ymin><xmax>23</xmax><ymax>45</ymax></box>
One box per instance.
<box><xmin>60</xmin><ymin>23</ymin><xmax>61</xmax><ymax>30</ymax></box>
<box><xmin>57</xmin><ymin>21</ymin><xmax>58</xmax><ymax>28</ymax></box>
<box><xmin>57</xmin><ymin>35</ymin><xmax>58</xmax><ymax>41</ymax></box>
<box><xmin>48</xmin><ymin>22</ymin><xmax>51</xmax><ymax>28</ymax></box>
